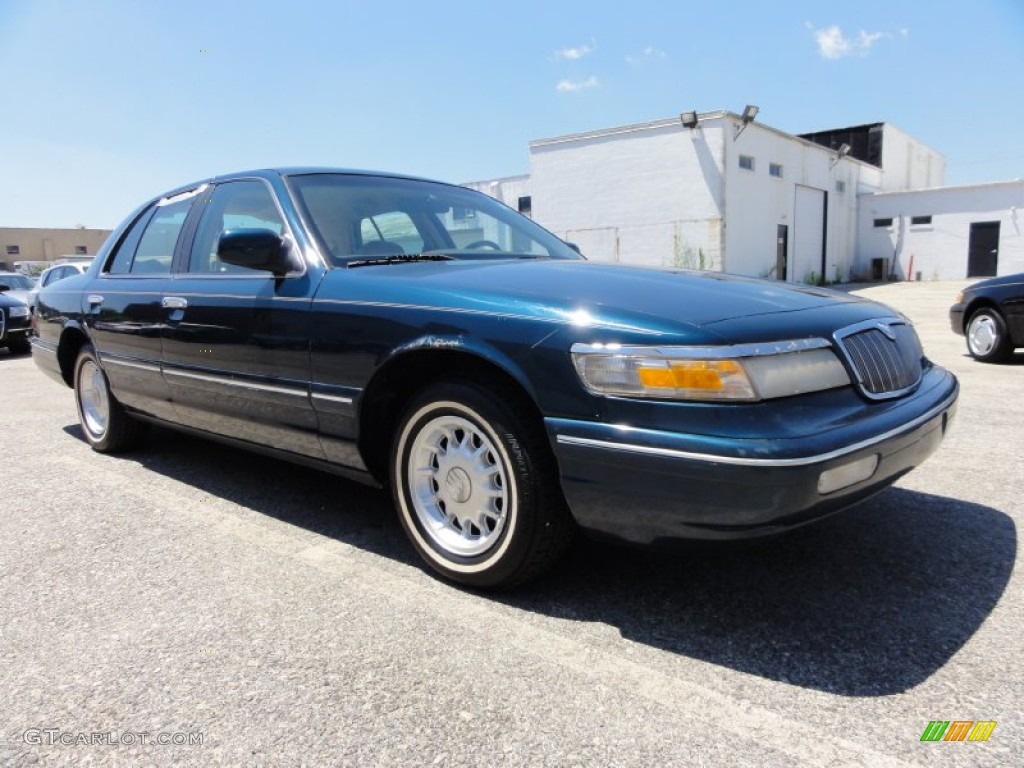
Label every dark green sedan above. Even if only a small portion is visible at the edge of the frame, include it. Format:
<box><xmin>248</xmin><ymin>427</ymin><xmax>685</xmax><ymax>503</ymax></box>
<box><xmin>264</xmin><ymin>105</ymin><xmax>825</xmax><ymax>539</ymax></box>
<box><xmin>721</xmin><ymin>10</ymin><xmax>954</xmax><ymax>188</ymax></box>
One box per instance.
<box><xmin>33</xmin><ymin>169</ymin><xmax>959</xmax><ymax>588</ymax></box>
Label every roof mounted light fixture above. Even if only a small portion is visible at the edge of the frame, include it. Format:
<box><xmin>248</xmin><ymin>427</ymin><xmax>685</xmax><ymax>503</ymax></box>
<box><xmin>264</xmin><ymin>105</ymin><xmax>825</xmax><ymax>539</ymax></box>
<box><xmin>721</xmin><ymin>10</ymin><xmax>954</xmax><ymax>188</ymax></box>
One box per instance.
<box><xmin>733</xmin><ymin>104</ymin><xmax>759</xmax><ymax>140</ymax></box>
<box><xmin>830</xmin><ymin>142</ymin><xmax>852</xmax><ymax>169</ymax></box>
<box><xmin>680</xmin><ymin>110</ymin><xmax>699</xmax><ymax>129</ymax></box>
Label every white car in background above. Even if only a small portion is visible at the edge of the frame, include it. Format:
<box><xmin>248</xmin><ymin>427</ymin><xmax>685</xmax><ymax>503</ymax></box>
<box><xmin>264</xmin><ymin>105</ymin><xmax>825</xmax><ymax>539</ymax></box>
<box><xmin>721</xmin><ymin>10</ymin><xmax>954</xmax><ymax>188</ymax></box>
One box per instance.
<box><xmin>0</xmin><ymin>272</ymin><xmax>37</xmax><ymax>306</ymax></box>
<box><xmin>29</xmin><ymin>262</ymin><xmax>90</xmax><ymax>312</ymax></box>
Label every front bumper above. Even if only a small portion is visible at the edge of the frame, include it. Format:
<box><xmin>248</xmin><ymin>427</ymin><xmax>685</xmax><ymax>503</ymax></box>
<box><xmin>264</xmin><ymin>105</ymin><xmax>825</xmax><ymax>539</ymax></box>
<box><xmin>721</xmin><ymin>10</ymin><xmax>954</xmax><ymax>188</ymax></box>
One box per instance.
<box><xmin>949</xmin><ymin>303</ymin><xmax>966</xmax><ymax>335</ymax></box>
<box><xmin>0</xmin><ymin>313</ymin><xmax>31</xmax><ymax>345</ymax></box>
<box><xmin>546</xmin><ymin>370</ymin><xmax>958</xmax><ymax>544</ymax></box>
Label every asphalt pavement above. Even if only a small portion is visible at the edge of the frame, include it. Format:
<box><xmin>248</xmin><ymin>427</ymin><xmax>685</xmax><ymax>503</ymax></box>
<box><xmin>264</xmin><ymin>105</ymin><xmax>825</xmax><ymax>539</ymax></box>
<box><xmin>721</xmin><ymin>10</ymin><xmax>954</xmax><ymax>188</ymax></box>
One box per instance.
<box><xmin>1</xmin><ymin>280</ymin><xmax>1020</xmax><ymax>766</ymax></box>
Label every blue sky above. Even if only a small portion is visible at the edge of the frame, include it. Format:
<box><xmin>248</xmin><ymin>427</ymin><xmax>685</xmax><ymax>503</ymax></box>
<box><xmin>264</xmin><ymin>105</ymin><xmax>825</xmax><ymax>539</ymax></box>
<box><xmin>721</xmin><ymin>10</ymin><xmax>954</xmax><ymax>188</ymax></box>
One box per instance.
<box><xmin>2</xmin><ymin>0</ymin><xmax>1022</xmax><ymax>228</ymax></box>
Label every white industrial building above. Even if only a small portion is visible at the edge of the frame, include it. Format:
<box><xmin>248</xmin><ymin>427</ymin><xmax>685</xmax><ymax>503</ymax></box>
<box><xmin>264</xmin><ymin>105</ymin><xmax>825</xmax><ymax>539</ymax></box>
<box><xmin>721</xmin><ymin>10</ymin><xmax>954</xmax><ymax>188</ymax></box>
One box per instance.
<box><xmin>467</xmin><ymin>109</ymin><xmax>1023</xmax><ymax>283</ymax></box>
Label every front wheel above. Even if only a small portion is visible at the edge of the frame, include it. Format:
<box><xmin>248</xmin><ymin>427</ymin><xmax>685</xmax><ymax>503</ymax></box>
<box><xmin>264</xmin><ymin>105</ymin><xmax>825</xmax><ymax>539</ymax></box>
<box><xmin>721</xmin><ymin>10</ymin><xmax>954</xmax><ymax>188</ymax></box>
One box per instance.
<box><xmin>391</xmin><ymin>379</ymin><xmax>574</xmax><ymax>588</ymax></box>
<box><xmin>6</xmin><ymin>336</ymin><xmax>31</xmax><ymax>354</ymax></box>
<box><xmin>966</xmin><ymin>308</ymin><xmax>1013</xmax><ymax>363</ymax></box>
<box><xmin>73</xmin><ymin>344</ymin><xmax>146</xmax><ymax>452</ymax></box>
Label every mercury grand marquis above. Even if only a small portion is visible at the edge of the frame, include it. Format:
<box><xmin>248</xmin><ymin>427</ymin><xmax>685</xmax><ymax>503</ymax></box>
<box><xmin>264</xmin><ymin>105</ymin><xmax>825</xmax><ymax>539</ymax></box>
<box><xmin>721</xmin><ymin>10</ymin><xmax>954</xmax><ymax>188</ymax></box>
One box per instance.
<box><xmin>33</xmin><ymin>169</ymin><xmax>959</xmax><ymax>587</ymax></box>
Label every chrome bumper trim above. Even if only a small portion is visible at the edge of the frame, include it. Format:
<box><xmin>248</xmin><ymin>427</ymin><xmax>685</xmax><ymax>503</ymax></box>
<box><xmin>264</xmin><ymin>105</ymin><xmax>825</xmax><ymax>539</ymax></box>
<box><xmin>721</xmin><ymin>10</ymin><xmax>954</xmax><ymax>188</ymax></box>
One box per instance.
<box><xmin>555</xmin><ymin>391</ymin><xmax>957</xmax><ymax>468</ymax></box>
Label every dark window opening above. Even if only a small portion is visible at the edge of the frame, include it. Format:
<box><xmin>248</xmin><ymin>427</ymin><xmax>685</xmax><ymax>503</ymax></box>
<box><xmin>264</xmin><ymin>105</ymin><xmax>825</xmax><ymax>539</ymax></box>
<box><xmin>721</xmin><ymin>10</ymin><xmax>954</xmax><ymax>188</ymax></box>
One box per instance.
<box><xmin>769</xmin><ymin>163</ymin><xmax>783</xmax><ymax>178</ymax></box>
<box><xmin>74</xmin><ymin>245</ymin><xmax>88</xmax><ymax>254</ymax></box>
<box><xmin>517</xmin><ymin>196</ymin><xmax>532</xmax><ymax>216</ymax></box>
<box><xmin>6</xmin><ymin>245</ymin><xmax>19</xmax><ymax>255</ymax></box>
<box><xmin>873</xmin><ymin>218</ymin><xmax>893</xmax><ymax>228</ymax></box>
<box><xmin>911</xmin><ymin>215</ymin><xmax>932</xmax><ymax>226</ymax></box>
<box><xmin>738</xmin><ymin>155</ymin><xmax>755</xmax><ymax>171</ymax></box>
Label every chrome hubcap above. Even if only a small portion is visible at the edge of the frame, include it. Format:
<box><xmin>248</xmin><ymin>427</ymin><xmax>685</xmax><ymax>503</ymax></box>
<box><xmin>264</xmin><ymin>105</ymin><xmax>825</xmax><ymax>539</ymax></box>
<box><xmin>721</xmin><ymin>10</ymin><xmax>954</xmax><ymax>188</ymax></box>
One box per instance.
<box><xmin>408</xmin><ymin>415</ymin><xmax>509</xmax><ymax>557</ymax></box>
<box><xmin>968</xmin><ymin>315</ymin><xmax>997</xmax><ymax>356</ymax></box>
<box><xmin>79</xmin><ymin>360</ymin><xmax>110</xmax><ymax>437</ymax></box>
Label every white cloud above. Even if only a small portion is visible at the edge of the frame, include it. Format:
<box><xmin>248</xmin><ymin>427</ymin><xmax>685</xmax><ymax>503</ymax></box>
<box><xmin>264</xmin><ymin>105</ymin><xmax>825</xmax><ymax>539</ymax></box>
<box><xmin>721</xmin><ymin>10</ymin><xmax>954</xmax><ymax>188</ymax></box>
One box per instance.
<box><xmin>807</xmin><ymin>23</ymin><xmax>893</xmax><ymax>59</ymax></box>
<box><xmin>555</xmin><ymin>39</ymin><xmax>596</xmax><ymax>60</ymax></box>
<box><xmin>556</xmin><ymin>76</ymin><xmax>599</xmax><ymax>92</ymax></box>
<box><xmin>626</xmin><ymin>46</ymin><xmax>666</xmax><ymax>64</ymax></box>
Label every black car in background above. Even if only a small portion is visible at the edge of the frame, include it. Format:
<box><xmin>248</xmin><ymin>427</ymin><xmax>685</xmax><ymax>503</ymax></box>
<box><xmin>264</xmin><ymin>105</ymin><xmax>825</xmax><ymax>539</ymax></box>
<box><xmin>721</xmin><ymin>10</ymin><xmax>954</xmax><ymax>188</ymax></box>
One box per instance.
<box><xmin>949</xmin><ymin>273</ymin><xmax>1024</xmax><ymax>362</ymax></box>
<box><xmin>0</xmin><ymin>286</ymin><xmax>32</xmax><ymax>354</ymax></box>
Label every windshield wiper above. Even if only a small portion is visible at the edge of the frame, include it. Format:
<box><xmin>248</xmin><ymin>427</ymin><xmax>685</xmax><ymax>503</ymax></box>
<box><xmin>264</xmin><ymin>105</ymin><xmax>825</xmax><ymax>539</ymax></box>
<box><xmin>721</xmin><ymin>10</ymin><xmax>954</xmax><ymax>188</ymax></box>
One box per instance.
<box><xmin>347</xmin><ymin>253</ymin><xmax>456</xmax><ymax>268</ymax></box>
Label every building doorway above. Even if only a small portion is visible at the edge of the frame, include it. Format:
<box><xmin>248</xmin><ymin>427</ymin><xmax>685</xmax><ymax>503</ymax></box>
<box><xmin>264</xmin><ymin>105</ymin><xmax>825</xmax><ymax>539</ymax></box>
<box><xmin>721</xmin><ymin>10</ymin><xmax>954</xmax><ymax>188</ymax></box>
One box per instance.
<box><xmin>967</xmin><ymin>221</ymin><xmax>1000</xmax><ymax>277</ymax></box>
<box><xmin>793</xmin><ymin>185</ymin><xmax>827</xmax><ymax>283</ymax></box>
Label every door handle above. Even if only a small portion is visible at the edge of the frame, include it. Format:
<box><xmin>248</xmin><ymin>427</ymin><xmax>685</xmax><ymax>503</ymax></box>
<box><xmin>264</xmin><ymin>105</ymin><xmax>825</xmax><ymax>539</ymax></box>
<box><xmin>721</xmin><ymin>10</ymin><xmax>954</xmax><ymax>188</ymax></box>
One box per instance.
<box><xmin>87</xmin><ymin>294</ymin><xmax>103</xmax><ymax>306</ymax></box>
<box><xmin>162</xmin><ymin>297</ymin><xmax>188</xmax><ymax>309</ymax></box>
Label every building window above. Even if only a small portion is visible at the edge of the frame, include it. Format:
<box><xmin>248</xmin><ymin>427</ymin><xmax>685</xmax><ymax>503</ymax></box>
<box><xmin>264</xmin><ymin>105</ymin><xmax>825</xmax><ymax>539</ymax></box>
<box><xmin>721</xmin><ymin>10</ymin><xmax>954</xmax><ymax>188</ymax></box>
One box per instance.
<box><xmin>74</xmin><ymin>245</ymin><xmax>88</xmax><ymax>254</ymax></box>
<box><xmin>873</xmin><ymin>218</ymin><xmax>893</xmax><ymax>228</ymax></box>
<box><xmin>738</xmin><ymin>155</ymin><xmax>755</xmax><ymax>171</ymax></box>
<box><xmin>5</xmin><ymin>245</ymin><xmax>19</xmax><ymax>255</ymax></box>
<box><xmin>835</xmin><ymin>180</ymin><xmax>846</xmax><ymax>194</ymax></box>
<box><xmin>452</xmin><ymin>207</ymin><xmax>476</xmax><ymax>221</ymax></box>
<box><xmin>910</xmin><ymin>215</ymin><xmax>932</xmax><ymax>226</ymax></box>
<box><xmin>769</xmin><ymin>163</ymin><xmax>783</xmax><ymax>178</ymax></box>
<box><xmin>517</xmin><ymin>196</ymin><xmax>532</xmax><ymax>216</ymax></box>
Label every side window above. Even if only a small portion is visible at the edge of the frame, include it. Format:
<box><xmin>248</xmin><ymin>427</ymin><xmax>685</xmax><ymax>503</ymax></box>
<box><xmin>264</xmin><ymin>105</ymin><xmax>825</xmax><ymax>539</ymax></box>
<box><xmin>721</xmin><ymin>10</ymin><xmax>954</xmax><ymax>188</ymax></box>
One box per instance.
<box><xmin>131</xmin><ymin>198</ymin><xmax>193</xmax><ymax>274</ymax></box>
<box><xmin>188</xmin><ymin>181</ymin><xmax>285</xmax><ymax>274</ymax></box>
<box><xmin>358</xmin><ymin>211</ymin><xmax>423</xmax><ymax>255</ymax></box>
<box><xmin>106</xmin><ymin>208</ymin><xmax>156</xmax><ymax>274</ymax></box>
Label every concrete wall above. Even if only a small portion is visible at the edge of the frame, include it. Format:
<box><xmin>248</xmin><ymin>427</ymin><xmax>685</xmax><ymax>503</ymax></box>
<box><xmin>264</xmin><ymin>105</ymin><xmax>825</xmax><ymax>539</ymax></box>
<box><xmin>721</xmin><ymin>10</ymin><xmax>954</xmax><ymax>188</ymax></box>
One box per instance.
<box><xmin>464</xmin><ymin>113</ymin><xmax>950</xmax><ymax>284</ymax></box>
<box><xmin>527</xmin><ymin>118</ymin><xmax>726</xmax><ymax>269</ymax></box>
<box><xmin>521</xmin><ymin>113</ymin><xmax>879</xmax><ymax>282</ymax></box>
<box><xmin>720</xmin><ymin>118</ymin><xmax>877</xmax><ymax>282</ymax></box>
<box><xmin>879</xmin><ymin>124</ymin><xmax>946</xmax><ymax>192</ymax></box>
<box><xmin>463</xmin><ymin>175</ymin><xmax>532</xmax><ymax>216</ymax></box>
<box><xmin>1</xmin><ymin>227</ymin><xmax>111</xmax><ymax>271</ymax></box>
<box><xmin>856</xmin><ymin>181</ymin><xmax>1024</xmax><ymax>280</ymax></box>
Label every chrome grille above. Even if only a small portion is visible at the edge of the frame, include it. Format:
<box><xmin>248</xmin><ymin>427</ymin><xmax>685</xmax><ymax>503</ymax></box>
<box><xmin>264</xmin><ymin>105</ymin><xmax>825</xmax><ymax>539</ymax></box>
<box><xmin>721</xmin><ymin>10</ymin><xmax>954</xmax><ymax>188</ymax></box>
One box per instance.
<box><xmin>835</xmin><ymin>320</ymin><xmax>923</xmax><ymax>399</ymax></box>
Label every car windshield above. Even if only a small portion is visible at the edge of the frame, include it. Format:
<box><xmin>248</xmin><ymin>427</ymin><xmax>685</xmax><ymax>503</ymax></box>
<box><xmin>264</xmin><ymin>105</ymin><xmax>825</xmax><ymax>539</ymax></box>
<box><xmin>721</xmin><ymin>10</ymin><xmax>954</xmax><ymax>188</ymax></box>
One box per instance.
<box><xmin>287</xmin><ymin>173</ymin><xmax>581</xmax><ymax>266</ymax></box>
<box><xmin>0</xmin><ymin>274</ymin><xmax>35</xmax><ymax>290</ymax></box>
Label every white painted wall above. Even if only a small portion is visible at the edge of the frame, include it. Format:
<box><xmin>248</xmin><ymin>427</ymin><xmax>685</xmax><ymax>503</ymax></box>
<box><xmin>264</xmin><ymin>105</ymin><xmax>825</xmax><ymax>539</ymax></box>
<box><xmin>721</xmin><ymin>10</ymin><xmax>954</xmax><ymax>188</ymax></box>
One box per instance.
<box><xmin>879</xmin><ymin>124</ymin><xmax>946</xmax><ymax>191</ymax></box>
<box><xmin>464</xmin><ymin>113</ymin><xmax>950</xmax><ymax>285</ymax></box>
<box><xmin>463</xmin><ymin>175</ymin><xmax>532</xmax><ymax>215</ymax></box>
<box><xmin>527</xmin><ymin>118</ymin><xmax>726</xmax><ymax>269</ymax></box>
<box><xmin>718</xmin><ymin>118</ymin><xmax>879</xmax><ymax>282</ymax></box>
<box><xmin>856</xmin><ymin>181</ymin><xmax>1024</xmax><ymax>280</ymax></box>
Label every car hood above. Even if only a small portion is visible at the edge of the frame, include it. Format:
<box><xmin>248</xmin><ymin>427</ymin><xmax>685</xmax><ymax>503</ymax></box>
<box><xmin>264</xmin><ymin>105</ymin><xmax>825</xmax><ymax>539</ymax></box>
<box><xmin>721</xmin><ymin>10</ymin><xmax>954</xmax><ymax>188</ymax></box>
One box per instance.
<box><xmin>965</xmin><ymin>273</ymin><xmax>1024</xmax><ymax>292</ymax></box>
<box><xmin>0</xmin><ymin>289</ymin><xmax>31</xmax><ymax>306</ymax></box>
<box><xmin>336</xmin><ymin>259</ymin><xmax>897</xmax><ymax>344</ymax></box>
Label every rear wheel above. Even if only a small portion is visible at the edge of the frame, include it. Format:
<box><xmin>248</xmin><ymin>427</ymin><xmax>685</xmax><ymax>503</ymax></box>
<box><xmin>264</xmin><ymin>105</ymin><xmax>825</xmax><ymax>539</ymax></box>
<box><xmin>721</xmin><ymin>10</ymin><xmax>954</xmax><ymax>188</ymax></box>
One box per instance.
<box><xmin>966</xmin><ymin>307</ymin><xmax>1013</xmax><ymax>363</ymax></box>
<box><xmin>391</xmin><ymin>379</ymin><xmax>574</xmax><ymax>588</ymax></box>
<box><xmin>73</xmin><ymin>344</ymin><xmax>146</xmax><ymax>452</ymax></box>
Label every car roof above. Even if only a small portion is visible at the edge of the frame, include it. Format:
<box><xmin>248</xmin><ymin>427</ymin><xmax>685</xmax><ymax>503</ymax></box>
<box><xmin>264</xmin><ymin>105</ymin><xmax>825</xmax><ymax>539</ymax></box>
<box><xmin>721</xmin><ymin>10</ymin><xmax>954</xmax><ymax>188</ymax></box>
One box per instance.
<box><xmin>159</xmin><ymin>167</ymin><xmax>445</xmax><ymax>200</ymax></box>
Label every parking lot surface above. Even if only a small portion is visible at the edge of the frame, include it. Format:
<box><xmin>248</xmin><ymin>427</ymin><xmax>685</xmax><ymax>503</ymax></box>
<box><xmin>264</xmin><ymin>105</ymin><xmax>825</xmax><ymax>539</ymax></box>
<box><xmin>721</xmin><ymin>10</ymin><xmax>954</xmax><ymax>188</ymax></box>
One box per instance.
<box><xmin>1</xmin><ymin>280</ymin><xmax>1020</xmax><ymax>766</ymax></box>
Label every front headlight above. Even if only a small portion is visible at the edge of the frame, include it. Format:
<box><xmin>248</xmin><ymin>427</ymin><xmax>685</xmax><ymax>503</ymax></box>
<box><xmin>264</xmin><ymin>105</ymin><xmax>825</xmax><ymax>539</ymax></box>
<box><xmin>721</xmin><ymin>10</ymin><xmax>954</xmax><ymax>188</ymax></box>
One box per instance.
<box><xmin>8</xmin><ymin>305</ymin><xmax>30</xmax><ymax>319</ymax></box>
<box><xmin>571</xmin><ymin>340</ymin><xmax>851</xmax><ymax>402</ymax></box>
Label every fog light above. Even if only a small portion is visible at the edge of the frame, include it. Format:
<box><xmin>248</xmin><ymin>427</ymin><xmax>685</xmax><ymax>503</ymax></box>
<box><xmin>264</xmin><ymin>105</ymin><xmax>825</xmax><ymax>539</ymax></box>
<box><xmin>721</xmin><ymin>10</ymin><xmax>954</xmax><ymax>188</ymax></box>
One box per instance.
<box><xmin>817</xmin><ymin>455</ymin><xmax>879</xmax><ymax>495</ymax></box>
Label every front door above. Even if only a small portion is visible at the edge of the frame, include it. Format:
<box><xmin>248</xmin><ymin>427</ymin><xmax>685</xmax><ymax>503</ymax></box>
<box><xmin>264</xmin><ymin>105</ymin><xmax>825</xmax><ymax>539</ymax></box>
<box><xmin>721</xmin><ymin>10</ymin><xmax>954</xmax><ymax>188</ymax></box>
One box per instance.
<box><xmin>967</xmin><ymin>222</ymin><xmax>1000</xmax><ymax>277</ymax></box>
<box><xmin>160</xmin><ymin>179</ymin><xmax>323</xmax><ymax>458</ymax></box>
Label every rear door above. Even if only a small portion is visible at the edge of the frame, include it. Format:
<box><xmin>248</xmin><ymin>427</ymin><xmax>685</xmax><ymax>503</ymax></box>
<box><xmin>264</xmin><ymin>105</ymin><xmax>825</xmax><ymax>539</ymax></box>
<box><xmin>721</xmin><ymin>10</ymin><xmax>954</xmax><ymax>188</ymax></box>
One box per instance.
<box><xmin>86</xmin><ymin>189</ymin><xmax>201</xmax><ymax>421</ymax></box>
<box><xmin>160</xmin><ymin>178</ymin><xmax>323</xmax><ymax>457</ymax></box>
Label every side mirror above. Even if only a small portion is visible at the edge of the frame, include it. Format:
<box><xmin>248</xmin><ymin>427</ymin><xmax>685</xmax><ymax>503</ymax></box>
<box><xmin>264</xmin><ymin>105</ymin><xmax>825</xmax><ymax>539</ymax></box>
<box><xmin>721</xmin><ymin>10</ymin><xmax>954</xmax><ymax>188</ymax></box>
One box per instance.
<box><xmin>217</xmin><ymin>229</ymin><xmax>298</xmax><ymax>275</ymax></box>
<box><xmin>565</xmin><ymin>241</ymin><xmax>582</xmax><ymax>255</ymax></box>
